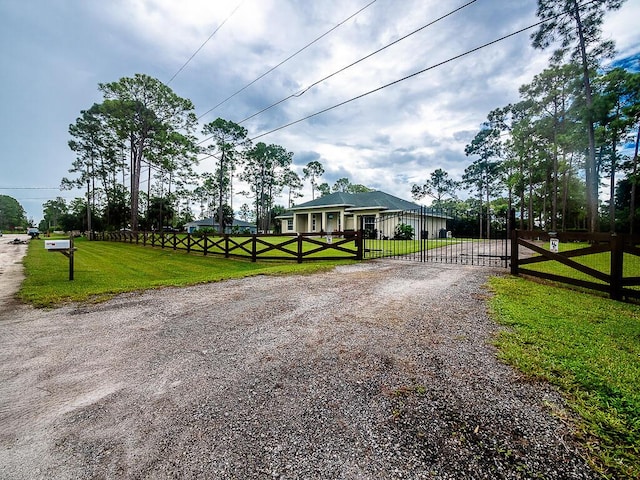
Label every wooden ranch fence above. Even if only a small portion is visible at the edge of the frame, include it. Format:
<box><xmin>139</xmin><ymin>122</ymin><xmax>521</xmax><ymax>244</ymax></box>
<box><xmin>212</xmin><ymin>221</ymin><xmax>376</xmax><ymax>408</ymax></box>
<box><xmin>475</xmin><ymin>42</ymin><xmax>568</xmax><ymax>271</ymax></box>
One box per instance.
<box><xmin>94</xmin><ymin>231</ymin><xmax>364</xmax><ymax>263</ymax></box>
<box><xmin>511</xmin><ymin>230</ymin><xmax>640</xmax><ymax>301</ymax></box>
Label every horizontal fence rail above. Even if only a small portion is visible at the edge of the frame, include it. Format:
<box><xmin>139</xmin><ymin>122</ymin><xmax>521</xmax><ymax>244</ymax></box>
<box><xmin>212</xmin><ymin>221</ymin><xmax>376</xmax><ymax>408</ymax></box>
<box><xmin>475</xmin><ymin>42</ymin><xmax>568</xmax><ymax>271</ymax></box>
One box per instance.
<box><xmin>511</xmin><ymin>230</ymin><xmax>640</xmax><ymax>301</ymax></box>
<box><xmin>93</xmin><ymin>231</ymin><xmax>363</xmax><ymax>263</ymax></box>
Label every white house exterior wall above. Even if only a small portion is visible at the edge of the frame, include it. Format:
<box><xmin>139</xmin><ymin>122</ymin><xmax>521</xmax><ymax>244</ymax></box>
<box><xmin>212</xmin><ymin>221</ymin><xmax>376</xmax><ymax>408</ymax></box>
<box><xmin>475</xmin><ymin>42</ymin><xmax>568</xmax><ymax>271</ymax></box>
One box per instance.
<box><xmin>281</xmin><ymin>207</ymin><xmax>447</xmax><ymax>238</ymax></box>
<box><xmin>376</xmin><ymin>214</ymin><xmax>448</xmax><ymax>239</ymax></box>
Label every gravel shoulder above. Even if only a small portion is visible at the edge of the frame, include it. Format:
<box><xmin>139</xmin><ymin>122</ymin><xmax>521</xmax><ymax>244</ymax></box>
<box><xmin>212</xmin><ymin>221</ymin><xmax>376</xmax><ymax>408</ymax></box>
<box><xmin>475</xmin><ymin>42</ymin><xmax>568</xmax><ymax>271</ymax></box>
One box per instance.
<box><xmin>0</xmin><ymin>242</ymin><xmax>597</xmax><ymax>479</ymax></box>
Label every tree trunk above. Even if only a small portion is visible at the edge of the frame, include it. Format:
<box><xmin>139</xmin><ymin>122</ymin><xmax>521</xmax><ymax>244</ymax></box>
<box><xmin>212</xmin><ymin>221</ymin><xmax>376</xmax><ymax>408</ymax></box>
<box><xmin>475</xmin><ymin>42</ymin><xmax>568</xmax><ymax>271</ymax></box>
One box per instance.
<box><xmin>485</xmin><ymin>179</ymin><xmax>491</xmax><ymax>239</ymax></box>
<box><xmin>630</xmin><ymin>125</ymin><xmax>639</xmax><ymax>234</ymax></box>
<box><xmin>528</xmin><ymin>174</ymin><xmax>534</xmax><ymax>231</ymax></box>
<box><xmin>573</xmin><ymin>0</ymin><xmax>598</xmax><ymax>232</ymax></box>
<box><xmin>552</xmin><ymin>101</ymin><xmax>559</xmax><ymax>231</ymax></box>
<box><xmin>218</xmin><ymin>151</ymin><xmax>225</xmax><ymax>234</ymax></box>
<box><xmin>130</xmin><ymin>137</ymin><xmax>143</xmax><ymax>232</ymax></box>
<box><xmin>609</xmin><ymin>135</ymin><xmax>618</xmax><ymax>232</ymax></box>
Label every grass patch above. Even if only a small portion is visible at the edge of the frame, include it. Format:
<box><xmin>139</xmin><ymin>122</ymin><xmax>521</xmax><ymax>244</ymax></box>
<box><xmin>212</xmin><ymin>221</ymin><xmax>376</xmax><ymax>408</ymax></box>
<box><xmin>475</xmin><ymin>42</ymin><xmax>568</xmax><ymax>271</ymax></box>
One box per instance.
<box><xmin>363</xmin><ymin>238</ymin><xmax>461</xmax><ymax>257</ymax></box>
<box><xmin>489</xmin><ymin>275</ymin><xmax>640</xmax><ymax>479</ymax></box>
<box><xmin>19</xmin><ymin>237</ymin><xmax>352</xmax><ymax>307</ymax></box>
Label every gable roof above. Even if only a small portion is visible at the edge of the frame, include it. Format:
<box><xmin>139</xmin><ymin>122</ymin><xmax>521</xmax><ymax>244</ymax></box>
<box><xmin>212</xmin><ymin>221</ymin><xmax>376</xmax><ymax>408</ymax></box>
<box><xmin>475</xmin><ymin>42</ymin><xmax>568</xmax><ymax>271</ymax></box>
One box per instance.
<box><xmin>290</xmin><ymin>191</ymin><xmax>421</xmax><ymax>212</ymax></box>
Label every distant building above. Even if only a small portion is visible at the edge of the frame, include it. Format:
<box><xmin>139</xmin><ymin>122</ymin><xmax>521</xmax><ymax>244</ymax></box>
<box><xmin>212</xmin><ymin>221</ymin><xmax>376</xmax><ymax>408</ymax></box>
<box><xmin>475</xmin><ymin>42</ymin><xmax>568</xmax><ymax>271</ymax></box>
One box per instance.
<box><xmin>184</xmin><ymin>218</ymin><xmax>257</xmax><ymax>234</ymax></box>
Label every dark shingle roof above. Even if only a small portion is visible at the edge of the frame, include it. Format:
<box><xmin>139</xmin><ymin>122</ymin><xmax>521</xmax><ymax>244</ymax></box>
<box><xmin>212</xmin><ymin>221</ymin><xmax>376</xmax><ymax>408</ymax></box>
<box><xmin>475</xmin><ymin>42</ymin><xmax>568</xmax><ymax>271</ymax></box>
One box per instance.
<box><xmin>291</xmin><ymin>191</ymin><xmax>421</xmax><ymax>211</ymax></box>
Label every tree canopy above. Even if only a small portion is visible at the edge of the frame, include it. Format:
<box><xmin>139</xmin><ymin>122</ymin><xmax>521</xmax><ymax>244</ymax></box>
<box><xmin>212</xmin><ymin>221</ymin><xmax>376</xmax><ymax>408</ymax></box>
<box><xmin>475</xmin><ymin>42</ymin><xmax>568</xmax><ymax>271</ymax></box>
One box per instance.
<box><xmin>0</xmin><ymin>195</ymin><xmax>27</xmax><ymax>230</ymax></box>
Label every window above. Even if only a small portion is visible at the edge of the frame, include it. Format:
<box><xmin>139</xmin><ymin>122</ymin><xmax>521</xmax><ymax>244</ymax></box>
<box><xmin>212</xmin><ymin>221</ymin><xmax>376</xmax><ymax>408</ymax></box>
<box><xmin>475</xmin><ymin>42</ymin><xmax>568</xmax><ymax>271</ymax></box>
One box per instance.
<box><xmin>312</xmin><ymin>215</ymin><xmax>316</xmax><ymax>231</ymax></box>
<box><xmin>363</xmin><ymin>215</ymin><xmax>376</xmax><ymax>238</ymax></box>
<box><xmin>287</xmin><ymin>219</ymin><xmax>293</xmax><ymax>230</ymax></box>
<box><xmin>363</xmin><ymin>215</ymin><xmax>375</xmax><ymax>231</ymax></box>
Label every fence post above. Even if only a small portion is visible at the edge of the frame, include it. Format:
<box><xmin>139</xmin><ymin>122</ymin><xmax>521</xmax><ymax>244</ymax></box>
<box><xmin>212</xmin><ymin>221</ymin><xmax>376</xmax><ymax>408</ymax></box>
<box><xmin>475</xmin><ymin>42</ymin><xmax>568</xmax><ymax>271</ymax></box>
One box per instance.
<box><xmin>356</xmin><ymin>230</ymin><xmax>363</xmax><ymax>260</ymax></box>
<box><xmin>297</xmin><ymin>234</ymin><xmax>303</xmax><ymax>263</ymax></box>
<box><xmin>225</xmin><ymin>234</ymin><xmax>230</xmax><ymax>258</ymax></box>
<box><xmin>187</xmin><ymin>233</ymin><xmax>191</xmax><ymax>253</ymax></box>
<box><xmin>203</xmin><ymin>232</ymin><xmax>208</xmax><ymax>256</ymax></box>
<box><xmin>252</xmin><ymin>234</ymin><xmax>257</xmax><ymax>262</ymax></box>
<box><xmin>610</xmin><ymin>234</ymin><xmax>624</xmax><ymax>301</ymax></box>
<box><xmin>510</xmin><ymin>229</ymin><xmax>519</xmax><ymax>275</ymax></box>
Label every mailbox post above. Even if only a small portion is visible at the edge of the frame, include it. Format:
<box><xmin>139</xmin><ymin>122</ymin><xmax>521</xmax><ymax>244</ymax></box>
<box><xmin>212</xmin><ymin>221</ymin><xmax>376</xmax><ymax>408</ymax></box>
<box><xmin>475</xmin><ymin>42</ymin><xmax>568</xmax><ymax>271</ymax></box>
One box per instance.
<box><xmin>44</xmin><ymin>236</ymin><xmax>76</xmax><ymax>280</ymax></box>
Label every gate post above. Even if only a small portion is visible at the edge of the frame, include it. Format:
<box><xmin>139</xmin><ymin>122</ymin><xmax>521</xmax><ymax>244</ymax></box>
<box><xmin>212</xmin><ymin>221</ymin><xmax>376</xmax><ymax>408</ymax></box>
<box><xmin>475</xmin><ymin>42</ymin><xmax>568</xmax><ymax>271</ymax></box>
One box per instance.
<box><xmin>297</xmin><ymin>234</ymin><xmax>303</xmax><ymax>263</ymax></box>
<box><xmin>510</xmin><ymin>229</ymin><xmax>519</xmax><ymax>275</ymax></box>
<box><xmin>356</xmin><ymin>230</ymin><xmax>363</xmax><ymax>260</ymax></box>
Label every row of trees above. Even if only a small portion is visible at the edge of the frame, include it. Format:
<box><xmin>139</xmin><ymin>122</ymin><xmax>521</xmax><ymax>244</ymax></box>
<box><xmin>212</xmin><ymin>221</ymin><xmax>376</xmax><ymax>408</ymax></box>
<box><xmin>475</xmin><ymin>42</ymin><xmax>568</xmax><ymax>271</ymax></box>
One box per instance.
<box><xmin>413</xmin><ymin>0</ymin><xmax>639</xmax><ymax>235</ymax></box>
<box><xmin>62</xmin><ymin>74</ymin><xmax>320</xmax><ymax>233</ymax></box>
<box><xmin>62</xmin><ymin>69</ymin><xmax>382</xmax><ymax>235</ymax></box>
<box><xmin>61</xmin><ymin>71</ymin><xmax>379</xmax><ymax>234</ymax></box>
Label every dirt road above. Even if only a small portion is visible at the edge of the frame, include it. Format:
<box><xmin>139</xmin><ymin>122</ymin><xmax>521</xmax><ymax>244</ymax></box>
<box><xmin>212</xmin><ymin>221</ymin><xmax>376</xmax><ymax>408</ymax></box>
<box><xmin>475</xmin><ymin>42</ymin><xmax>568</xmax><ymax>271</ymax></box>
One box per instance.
<box><xmin>0</xmin><ymin>234</ymin><xmax>29</xmax><ymax>308</ymax></box>
<box><xmin>0</xmin><ymin>240</ymin><xmax>596</xmax><ymax>479</ymax></box>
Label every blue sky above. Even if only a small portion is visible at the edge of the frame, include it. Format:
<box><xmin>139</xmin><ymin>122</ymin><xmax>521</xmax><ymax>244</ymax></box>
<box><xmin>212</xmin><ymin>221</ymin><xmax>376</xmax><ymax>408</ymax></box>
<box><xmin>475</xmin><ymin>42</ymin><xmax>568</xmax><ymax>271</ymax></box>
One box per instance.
<box><xmin>1</xmin><ymin>0</ymin><xmax>638</xmax><ymax>223</ymax></box>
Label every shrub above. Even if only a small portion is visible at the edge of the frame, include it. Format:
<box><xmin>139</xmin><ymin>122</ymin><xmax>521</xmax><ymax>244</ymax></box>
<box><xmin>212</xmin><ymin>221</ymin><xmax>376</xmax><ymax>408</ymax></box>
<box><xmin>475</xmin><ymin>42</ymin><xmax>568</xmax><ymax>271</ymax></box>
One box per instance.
<box><xmin>394</xmin><ymin>223</ymin><xmax>414</xmax><ymax>240</ymax></box>
<box><xmin>192</xmin><ymin>227</ymin><xmax>216</xmax><ymax>238</ymax></box>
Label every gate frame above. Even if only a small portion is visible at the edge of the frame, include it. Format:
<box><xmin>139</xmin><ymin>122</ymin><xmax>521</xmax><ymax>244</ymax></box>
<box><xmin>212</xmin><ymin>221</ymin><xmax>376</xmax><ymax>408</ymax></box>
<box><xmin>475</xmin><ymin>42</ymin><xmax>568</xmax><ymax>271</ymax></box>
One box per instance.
<box><xmin>361</xmin><ymin>206</ymin><xmax>512</xmax><ymax>267</ymax></box>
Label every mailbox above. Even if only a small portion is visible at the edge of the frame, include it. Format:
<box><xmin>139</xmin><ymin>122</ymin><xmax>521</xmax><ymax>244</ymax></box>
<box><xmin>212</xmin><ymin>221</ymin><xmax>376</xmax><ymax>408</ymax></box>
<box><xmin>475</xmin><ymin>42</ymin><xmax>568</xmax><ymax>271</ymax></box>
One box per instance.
<box><xmin>45</xmin><ymin>240</ymin><xmax>71</xmax><ymax>250</ymax></box>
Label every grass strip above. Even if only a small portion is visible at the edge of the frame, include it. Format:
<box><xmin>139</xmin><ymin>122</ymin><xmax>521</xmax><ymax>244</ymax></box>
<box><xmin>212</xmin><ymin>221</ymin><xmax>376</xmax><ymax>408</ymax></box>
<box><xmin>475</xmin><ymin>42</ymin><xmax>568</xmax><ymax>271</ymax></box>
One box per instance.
<box><xmin>489</xmin><ymin>275</ymin><xmax>640</xmax><ymax>479</ymax></box>
<box><xmin>19</xmin><ymin>237</ymin><xmax>352</xmax><ymax>307</ymax></box>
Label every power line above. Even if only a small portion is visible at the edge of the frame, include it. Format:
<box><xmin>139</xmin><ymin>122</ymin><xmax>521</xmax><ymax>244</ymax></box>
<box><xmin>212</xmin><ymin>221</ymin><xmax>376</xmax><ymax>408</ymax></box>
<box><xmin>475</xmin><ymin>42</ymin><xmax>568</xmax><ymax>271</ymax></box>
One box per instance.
<box><xmin>247</xmin><ymin>16</ymin><xmax>565</xmax><ymax>142</ymax></box>
<box><xmin>196</xmin><ymin>0</ymin><xmax>477</xmax><ymax>148</ymax></box>
<box><xmin>0</xmin><ymin>187</ymin><xmax>61</xmax><ymax>190</ymax></box>
<box><xmin>238</xmin><ymin>0</ymin><xmax>478</xmax><ymax>125</ymax></box>
<box><xmin>167</xmin><ymin>1</ymin><xmax>244</xmax><ymax>84</ymax></box>
<box><xmin>180</xmin><ymin>1</ymin><xmax>583</xmax><ymax>162</ymax></box>
<box><xmin>196</xmin><ymin>0</ymin><xmax>377</xmax><ymax>121</ymax></box>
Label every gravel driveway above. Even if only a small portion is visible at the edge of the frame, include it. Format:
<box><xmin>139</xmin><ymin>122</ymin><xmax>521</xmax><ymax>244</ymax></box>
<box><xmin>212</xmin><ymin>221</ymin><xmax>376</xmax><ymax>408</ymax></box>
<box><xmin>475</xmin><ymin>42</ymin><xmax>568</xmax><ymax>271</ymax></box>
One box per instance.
<box><xmin>0</xmin><ymin>239</ymin><xmax>597</xmax><ymax>479</ymax></box>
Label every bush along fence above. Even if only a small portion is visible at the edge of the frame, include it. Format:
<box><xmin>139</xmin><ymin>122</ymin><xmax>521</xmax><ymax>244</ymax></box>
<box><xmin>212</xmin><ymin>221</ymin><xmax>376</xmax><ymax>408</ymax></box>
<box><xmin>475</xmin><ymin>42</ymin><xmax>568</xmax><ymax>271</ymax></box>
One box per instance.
<box><xmin>511</xmin><ymin>230</ymin><xmax>640</xmax><ymax>301</ymax></box>
<box><xmin>94</xmin><ymin>231</ymin><xmax>364</xmax><ymax>263</ymax></box>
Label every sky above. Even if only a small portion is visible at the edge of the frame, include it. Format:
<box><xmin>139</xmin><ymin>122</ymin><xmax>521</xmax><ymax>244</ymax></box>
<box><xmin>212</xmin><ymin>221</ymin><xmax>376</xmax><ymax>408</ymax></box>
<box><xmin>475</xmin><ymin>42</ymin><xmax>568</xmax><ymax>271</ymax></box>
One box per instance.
<box><xmin>1</xmin><ymin>0</ymin><xmax>639</xmax><ymax>224</ymax></box>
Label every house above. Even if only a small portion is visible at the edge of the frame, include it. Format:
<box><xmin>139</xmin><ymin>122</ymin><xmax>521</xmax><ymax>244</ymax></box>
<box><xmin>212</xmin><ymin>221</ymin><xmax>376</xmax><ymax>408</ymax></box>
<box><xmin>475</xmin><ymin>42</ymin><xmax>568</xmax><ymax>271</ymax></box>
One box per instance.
<box><xmin>184</xmin><ymin>217</ymin><xmax>257</xmax><ymax>234</ymax></box>
<box><xmin>277</xmin><ymin>191</ymin><xmax>449</xmax><ymax>239</ymax></box>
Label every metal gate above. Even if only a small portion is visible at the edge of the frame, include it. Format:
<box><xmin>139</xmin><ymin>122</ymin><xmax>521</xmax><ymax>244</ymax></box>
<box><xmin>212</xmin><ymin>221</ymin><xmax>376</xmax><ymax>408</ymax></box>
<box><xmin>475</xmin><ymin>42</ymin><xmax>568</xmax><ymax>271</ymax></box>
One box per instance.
<box><xmin>361</xmin><ymin>206</ymin><xmax>510</xmax><ymax>267</ymax></box>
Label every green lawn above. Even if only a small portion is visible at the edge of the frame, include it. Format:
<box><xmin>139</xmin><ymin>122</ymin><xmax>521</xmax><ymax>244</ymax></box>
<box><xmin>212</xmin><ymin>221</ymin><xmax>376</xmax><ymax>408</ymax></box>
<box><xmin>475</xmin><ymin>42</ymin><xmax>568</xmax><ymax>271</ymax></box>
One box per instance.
<box><xmin>19</xmin><ymin>237</ymin><xmax>352</xmax><ymax>307</ymax></box>
<box><xmin>490</xmin><ymin>275</ymin><xmax>640</xmax><ymax>479</ymax></box>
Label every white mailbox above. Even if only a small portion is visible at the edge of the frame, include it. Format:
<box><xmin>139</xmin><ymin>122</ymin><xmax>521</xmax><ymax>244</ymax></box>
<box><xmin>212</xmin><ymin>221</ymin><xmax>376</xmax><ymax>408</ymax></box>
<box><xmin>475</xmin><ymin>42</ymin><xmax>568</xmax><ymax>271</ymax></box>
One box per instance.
<box><xmin>45</xmin><ymin>240</ymin><xmax>71</xmax><ymax>250</ymax></box>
